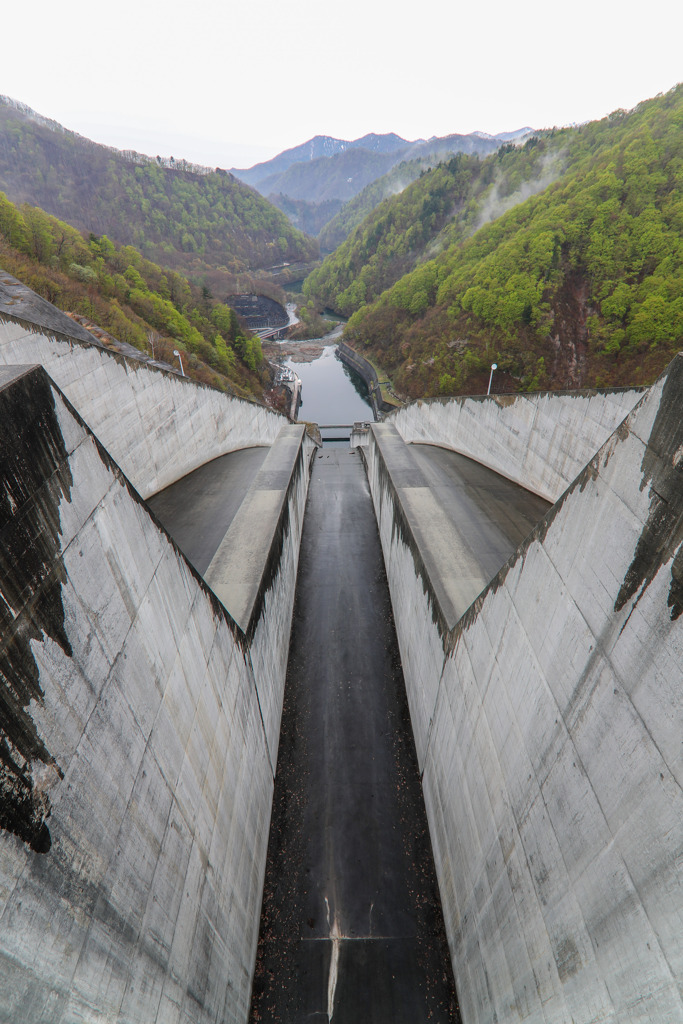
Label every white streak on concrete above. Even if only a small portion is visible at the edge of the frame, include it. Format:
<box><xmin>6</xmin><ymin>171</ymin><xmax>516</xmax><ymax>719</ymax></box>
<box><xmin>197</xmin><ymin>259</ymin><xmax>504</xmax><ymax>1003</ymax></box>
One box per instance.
<box><xmin>325</xmin><ymin>897</ymin><xmax>341</xmax><ymax>1023</ymax></box>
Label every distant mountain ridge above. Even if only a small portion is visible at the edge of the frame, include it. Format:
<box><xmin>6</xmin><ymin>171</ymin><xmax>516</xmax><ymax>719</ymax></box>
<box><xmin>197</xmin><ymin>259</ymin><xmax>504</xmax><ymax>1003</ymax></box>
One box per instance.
<box><xmin>234</xmin><ymin>128</ymin><xmax>535</xmax><ymax>236</ymax></box>
<box><xmin>232</xmin><ymin>132</ymin><xmax>413</xmax><ymax>186</ymax></box>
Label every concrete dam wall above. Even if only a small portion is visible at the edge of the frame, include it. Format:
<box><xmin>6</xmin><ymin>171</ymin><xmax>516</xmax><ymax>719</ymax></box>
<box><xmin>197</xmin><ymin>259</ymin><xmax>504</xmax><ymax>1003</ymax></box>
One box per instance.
<box><xmin>0</xmin><ymin>357</ymin><xmax>313</xmax><ymax>1023</ymax></box>
<box><xmin>0</xmin><ymin>307</ymin><xmax>282</xmax><ymax>499</ymax></box>
<box><xmin>366</xmin><ymin>359</ymin><xmax>683</xmax><ymax>1022</ymax></box>
<box><xmin>390</xmin><ymin>386</ymin><xmax>646</xmax><ymax>502</ymax></box>
<box><xmin>1</xmin><ymin>268</ymin><xmax>682</xmax><ymax>1023</ymax></box>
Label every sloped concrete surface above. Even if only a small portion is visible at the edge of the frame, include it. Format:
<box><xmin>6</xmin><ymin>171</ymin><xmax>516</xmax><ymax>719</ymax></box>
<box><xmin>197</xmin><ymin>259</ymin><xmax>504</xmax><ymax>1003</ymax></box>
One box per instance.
<box><xmin>390</xmin><ymin>386</ymin><xmax>645</xmax><ymax>502</ymax></box>
<box><xmin>366</xmin><ymin>359</ymin><xmax>683</xmax><ymax>1023</ymax></box>
<box><xmin>371</xmin><ymin>426</ymin><xmax>550</xmax><ymax>632</ymax></box>
<box><xmin>0</xmin><ymin>298</ymin><xmax>283</xmax><ymax>499</ymax></box>
<box><xmin>147</xmin><ymin>446</ymin><xmax>269</xmax><ymax>576</ymax></box>
<box><xmin>0</xmin><ymin>366</ymin><xmax>310</xmax><ymax>1024</ymax></box>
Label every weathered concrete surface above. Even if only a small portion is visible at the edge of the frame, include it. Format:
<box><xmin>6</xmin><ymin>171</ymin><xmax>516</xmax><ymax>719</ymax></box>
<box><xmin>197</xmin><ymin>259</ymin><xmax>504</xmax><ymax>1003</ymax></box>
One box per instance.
<box><xmin>205</xmin><ymin>424</ymin><xmax>314</xmax><ymax>771</ymax></box>
<box><xmin>371</xmin><ymin>427</ymin><xmax>550</xmax><ymax>635</ymax></box>
<box><xmin>350</xmin><ymin>421</ymin><xmax>371</xmax><ymax>449</ymax></box>
<box><xmin>249</xmin><ymin>448</ymin><xmax>459</xmax><ymax>1023</ymax></box>
<box><xmin>0</xmin><ymin>366</ymin><xmax>311</xmax><ymax>1024</ymax></box>
<box><xmin>151</xmin><ymin>425</ymin><xmax>315</xmax><ymax>772</ymax></box>
<box><xmin>366</xmin><ymin>357</ymin><xmax>683</xmax><ymax>1023</ymax></box>
<box><xmin>205</xmin><ymin>427</ymin><xmax>306</xmax><ymax>633</ymax></box>
<box><xmin>390</xmin><ymin>386</ymin><xmax>646</xmax><ymax>502</ymax></box>
<box><xmin>0</xmin><ymin>295</ymin><xmax>283</xmax><ymax>498</ymax></box>
<box><xmin>147</xmin><ymin>446</ymin><xmax>269</xmax><ymax>576</ymax></box>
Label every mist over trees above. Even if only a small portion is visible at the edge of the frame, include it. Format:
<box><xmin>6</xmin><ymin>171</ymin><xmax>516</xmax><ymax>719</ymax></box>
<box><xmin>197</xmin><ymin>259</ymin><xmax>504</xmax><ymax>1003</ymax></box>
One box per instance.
<box><xmin>313</xmin><ymin>85</ymin><xmax>683</xmax><ymax>398</ymax></box>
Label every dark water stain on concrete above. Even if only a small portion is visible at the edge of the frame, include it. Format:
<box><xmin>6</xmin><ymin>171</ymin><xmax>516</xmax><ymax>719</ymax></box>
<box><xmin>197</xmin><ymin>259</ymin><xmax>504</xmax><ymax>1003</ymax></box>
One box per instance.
<box><xmin>0</xmin><ymin>369</ymin><xmax>72</xmax><ymax>853</ymax></box>
<box><xmin>615</xmin><ymin>358</ymin><xmax>683</xmax><ymax>620</ymax></box>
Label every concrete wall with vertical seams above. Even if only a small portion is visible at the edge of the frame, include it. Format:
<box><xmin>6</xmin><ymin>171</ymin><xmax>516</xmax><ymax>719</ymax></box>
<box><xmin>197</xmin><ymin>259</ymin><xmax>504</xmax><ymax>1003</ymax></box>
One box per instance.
<box><xmin>0</xmin><ymin>313</ymin><xmax>284</xmax><ymax>499</ymax></box>
<box><xmin>389</xmin><ymin>386</ymin><xmax>646</xmax><ymax>502</ymax></box>
<box><xmin>365</xmin><ymin>360</ymin><xmax>683</xmax><ymax>1023</ymax></box>
<box><xmin>0</xmin><ymin>365</ymin><xmax>313</xmax><ymax>1024</ymax></box>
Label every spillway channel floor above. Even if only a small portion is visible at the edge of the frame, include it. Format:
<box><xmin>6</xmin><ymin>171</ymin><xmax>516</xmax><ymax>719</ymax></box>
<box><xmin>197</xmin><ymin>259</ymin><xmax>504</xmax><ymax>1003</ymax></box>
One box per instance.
<box><xmin>249</xmin><ymin>447</ymin><xmax>461</xmax><ymax>1024</ymax></box>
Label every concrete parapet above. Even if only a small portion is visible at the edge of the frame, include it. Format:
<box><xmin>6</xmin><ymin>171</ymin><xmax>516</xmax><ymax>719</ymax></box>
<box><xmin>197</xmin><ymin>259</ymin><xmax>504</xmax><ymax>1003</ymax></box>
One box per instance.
<box><xmin>350</xmin><ymin>421</ymin><xmax>372</xmax><ymax>448</ymax></box>
<box><xmin>365</xmin><ymin>359</ymin><xmax>683</xmax><ymax>1023</ymax></box>
<box><xmin>0</xmin><ymin>365</ymin><xmax>311</xmax><ymax>1024</ymax></box>
<box><xmin>205</xmin><ymin>424</ymin><xmax>314</xmax><ymax>769</ymax></box>
<box><xmin>0</xmin><ymin>308</ymin><xmax>283</xmax><ymax>499</ymax></box>
<box><xmin>389</xmin><ymin>385</ymin><xmax>646</xmax><ymax>502</ymax></box>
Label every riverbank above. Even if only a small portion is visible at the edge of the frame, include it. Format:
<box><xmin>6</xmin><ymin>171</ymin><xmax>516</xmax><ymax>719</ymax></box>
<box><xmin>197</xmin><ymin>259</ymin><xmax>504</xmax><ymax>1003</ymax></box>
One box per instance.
<box><xmin>263</xmin><ymin>322</ymin><xmax>344</xmax><ymax>364</ymax></box>
<box><xmin>337</xmin><ymin>341</ymin><xmax>402</xmax><ymax>418</ymax></box>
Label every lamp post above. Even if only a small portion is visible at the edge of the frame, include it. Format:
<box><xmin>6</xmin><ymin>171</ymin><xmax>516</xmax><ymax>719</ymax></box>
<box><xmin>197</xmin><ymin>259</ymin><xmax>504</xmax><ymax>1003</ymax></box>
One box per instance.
<box><xmin>487</xmin><ymin>362</ymin><xmax>497</xmax><ymax>396</ymax></box>
<box><xmin>173</xmin><ymin>350</ymin><xmax>185</xmax><ymax>377</ymax></box>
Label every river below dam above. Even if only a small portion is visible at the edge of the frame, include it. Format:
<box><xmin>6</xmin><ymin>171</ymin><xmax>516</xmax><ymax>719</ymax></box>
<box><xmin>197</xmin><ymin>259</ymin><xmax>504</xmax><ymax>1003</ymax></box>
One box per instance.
<box><xmin>274</xmin><ymin>326</ymin><xmax>373</xmax><ymax>428</ymax></box>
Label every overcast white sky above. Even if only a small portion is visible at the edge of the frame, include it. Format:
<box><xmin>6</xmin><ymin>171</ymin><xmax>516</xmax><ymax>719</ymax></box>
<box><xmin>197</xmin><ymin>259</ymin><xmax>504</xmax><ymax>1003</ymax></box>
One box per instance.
<box><xmin>4</xmin><ymin>0</ymin><xmax>682</xmax><ymax>170</ymax></box>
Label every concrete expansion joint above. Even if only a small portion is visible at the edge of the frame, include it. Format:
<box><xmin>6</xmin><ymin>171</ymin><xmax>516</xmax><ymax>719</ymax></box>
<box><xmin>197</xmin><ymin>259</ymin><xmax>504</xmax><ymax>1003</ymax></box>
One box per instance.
<box><xmin>421</xmin><ymin>655</ymin><xmax>451</xmax><ymax>777</ymax></box>
<box><xmin>246</xmin><ymin>647</ymin><xmax>276</xmax><ymax>779</ymax></box>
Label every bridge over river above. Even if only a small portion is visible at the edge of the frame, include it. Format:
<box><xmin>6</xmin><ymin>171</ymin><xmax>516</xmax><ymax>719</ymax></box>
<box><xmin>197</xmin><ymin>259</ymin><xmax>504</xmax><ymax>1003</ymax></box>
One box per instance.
<box><xmin>0</xmin><ymin>275</ymin><xmax>682</xmax><ymax>1024</ymax></box>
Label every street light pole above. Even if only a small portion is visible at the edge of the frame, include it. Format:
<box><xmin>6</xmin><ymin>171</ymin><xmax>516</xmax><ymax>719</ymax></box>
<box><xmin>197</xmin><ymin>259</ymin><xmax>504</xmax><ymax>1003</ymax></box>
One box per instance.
<box><xmin>173</xmin><ymin>349</ymin><xmax>185</xmax><ymax>377</ymax></box>
<box><xmin>487</xmin><ymin>362</ymin><xmax>497</xmax><ymax>396</ymax></box>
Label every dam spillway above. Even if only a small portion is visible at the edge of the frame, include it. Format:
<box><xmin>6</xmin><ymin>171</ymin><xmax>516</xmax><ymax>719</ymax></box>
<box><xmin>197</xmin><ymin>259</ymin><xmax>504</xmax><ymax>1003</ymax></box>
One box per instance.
<box><xmin>0</xmin><ymin>278</ymin><xmax>682</xmax><ymax>1024</ymax></box>
<box><xmin>247</xmin><ymin>444</ymin><xmax>548</xmax><ymax>1023</ymax></box>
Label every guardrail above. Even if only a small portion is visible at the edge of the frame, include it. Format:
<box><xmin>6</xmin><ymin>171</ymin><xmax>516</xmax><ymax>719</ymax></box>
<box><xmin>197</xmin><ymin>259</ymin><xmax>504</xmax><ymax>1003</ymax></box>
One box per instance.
<box><xmin>318</xmin><ymin>423</ymin><xmax>352</xmax><ymax>441</ymax></box>
<box><xmin>317</xmin><ymin>422</ymin><xmax>373</xmax><ymax>443</ymax></box>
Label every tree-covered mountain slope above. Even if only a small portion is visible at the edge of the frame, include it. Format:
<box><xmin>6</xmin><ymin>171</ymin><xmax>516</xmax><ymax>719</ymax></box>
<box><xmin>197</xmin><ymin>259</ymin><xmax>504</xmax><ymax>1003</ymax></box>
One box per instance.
<box><xmin>317</xmin><ymin>157</ymin><xmax>443</xmax><ymax>253</ymax></box>
<box><xmin>317</xmin><ymin>129</ymin><xmax>535</xmax><ymax>253</ymax></box>
<box><xmin>0</xmin><ymin>97</ymin><xmax>317</xmax><ymax>282</ymax></box>
<box><xmin>304</xmin><ymin>140</ymin><xmax>563</xmax><ymax>315</ymax></box>
<box><xmin>254</xmin><ymin>147</ymin><xmax>401</xmax><ymax>205</ymax></box>
<box><xmin>237</xmin><ymin>130</ymin><xmax>530</xmax><ymax>237</ymax></box>
<box><xmin>341</xmin><ymin>85</ymin><xmax>683</xmax><ymax>399</ymax></box>
<box><xmin>269</xmin><ymin>195</ymin><xmax>345</xmax><ymax>238</ymax></box>
<box><xmin>0</xmin><ymin>191</ymin><xmax>269</xmax><ymax>398</ymax></box>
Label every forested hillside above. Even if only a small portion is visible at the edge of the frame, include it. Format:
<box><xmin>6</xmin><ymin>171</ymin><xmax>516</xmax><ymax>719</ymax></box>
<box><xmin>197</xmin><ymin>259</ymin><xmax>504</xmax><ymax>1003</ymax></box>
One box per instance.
<box><xmin>336</xmin><ymin>85</ymin><xmax>683</xmax><ymax>398</ymax></box>
<box><xmin>317</xmin><ymin>158</ymin><xmax>437</xmax><ymax>252</ymax></box>
<box><xmin>304</xmin><ymin>143</ymin><xmax>564</xmax><ymax>315</ymax></box>
<box><xmin>270</xmin><ymin>194</ymin><xmax>344</xmax><ymax>237</ymax></box>
<box><xmin>0</xmin><ymin>192</ymin><xmax>268</xmax><ymax>397</ymax></box>
<box><xmin>238</xmin><ymin>129</ymin><xmax>527</xmax><ymax>238</ymax></box>
<box><xmin>0</xmin><ymin>98</ymin><xmax>317</xmax><ymax>283</ymax></box>
<box><xmin>254</xmin><ymin>147</ymin><xmax>400</xmax><ymax>205</ymax></box>
<box><xmin>317</xmin><ymin>130</ymin><xmax>533</xmax><ymax>253</ymax></box>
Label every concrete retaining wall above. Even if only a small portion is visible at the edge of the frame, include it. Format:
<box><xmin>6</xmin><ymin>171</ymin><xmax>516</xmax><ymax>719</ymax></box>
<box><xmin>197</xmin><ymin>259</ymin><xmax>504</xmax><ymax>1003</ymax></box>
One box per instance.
<box><xmin>0</xmin><ymin>313</ymin><xmax>283</xmax><ymax>499</ymax></box>
<box><xmin>0</xmin><ymin>365</ymin><xmax>312</xmax><ymax>1024</ymax></box>
<box><xmin>365</xmin><ymin>358</ymin><xmax>683</xmax><ymax>1023</ymax></box>
<box><xmin>389</xmin><ymin>386</ymin><xmax>646</xmax><ymax>502</ymax></box>
<box><xmin>337</xmin><ymin>340</ymin><xmax>392</xmax><ymax>418</ymax></box>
